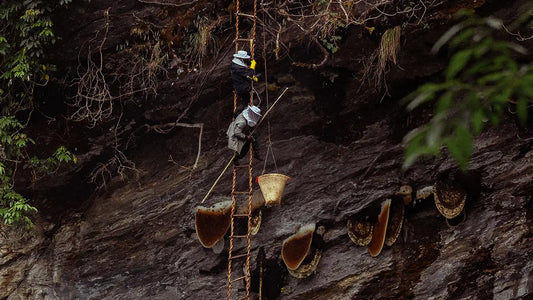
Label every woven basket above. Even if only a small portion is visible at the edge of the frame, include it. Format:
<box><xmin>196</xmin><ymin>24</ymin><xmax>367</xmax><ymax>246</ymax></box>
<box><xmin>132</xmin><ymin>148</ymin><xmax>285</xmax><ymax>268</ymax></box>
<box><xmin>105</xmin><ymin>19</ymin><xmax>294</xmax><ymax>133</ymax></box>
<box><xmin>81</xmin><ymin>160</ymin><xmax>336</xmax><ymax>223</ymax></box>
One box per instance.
<box><xmin>257</xmin><ymin>173</ymin><xmax>290</xmax><ymax>206</ymax></box>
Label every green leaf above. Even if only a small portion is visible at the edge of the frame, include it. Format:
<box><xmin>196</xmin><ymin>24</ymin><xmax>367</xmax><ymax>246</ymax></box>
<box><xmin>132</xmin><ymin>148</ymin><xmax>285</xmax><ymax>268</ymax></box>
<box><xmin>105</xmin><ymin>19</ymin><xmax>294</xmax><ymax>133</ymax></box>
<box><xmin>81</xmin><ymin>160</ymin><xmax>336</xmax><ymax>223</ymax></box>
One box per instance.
<box><xmin>431</xmin><ymin>23</ymin><xmax>465</xmax><ymax>54</ymax></box>
<box><xmin>402</xmin><ymin>128</ymin><xmax>440</xmax><ymax>169</ymax></box>
<box><xmin>446</xmin><ymin>49</ymin><xmax>472</xmax><ymax>80</ymax></box>
<box><xmin>490</xmin><ymin>88</ymin><xmax>512</xmax><ymax>104</ymax></box>
<box><xmin>464</xmin><ymin>60</ymin><xmax>491</xmax><ymax>76</ymax></box>
<box><xmin>403</xmin><ymin>132</ymin><xmax>425</xmax><ymax>169</ymax></box>
<box><xmin>405</xmin><ymin>83</ymin><xmax>443</xmax><ymax>110</ymax></box>
<box><xmin>445</xmin><ymin>125</ymin><xmax>472</xmax><ymax>170</ymax></box>
<box><xmin>450</xmin><ymin>28</ymin><xmax>474</xmax><ymax>49</ymax></box>
<box><xmin>436</xmin><ymin>92</ymin><xmax>453</xmax><ymax>114</ymax></box>
<box><xmin>471</xmin><ymin>110</ymin><xmax>485</xmax><ymax>134</ymax></box>
<box><xmin>477</xmin><ymin>72</ymin><xmax>508</xmax><ymax>85</ymax></box>
<box><xmin>472</xmin><ymin>38</ymin><xmax>493</xmax><ymax>58</ymax></box>
<box><xmin>521</xmin><ymin>74</ymin><xmax>533</xmax><ymax>96</ymax></box>
<box><xmin>516</xmin><ymin>97</ymin><xmax>529</xmax><ymax>124</ymax></box>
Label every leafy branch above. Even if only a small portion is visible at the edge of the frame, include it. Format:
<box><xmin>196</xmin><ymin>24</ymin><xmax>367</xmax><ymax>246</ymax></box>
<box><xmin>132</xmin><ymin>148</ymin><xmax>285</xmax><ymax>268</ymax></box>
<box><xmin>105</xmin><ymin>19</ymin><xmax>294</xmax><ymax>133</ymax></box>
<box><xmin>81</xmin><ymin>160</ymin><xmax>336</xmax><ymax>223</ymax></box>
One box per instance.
<box><xmin>0</xmin><ymin>117</ymin><xmax>75</xmax><ymax>226</ymax></box>
<box><xmin>403</xmin><ymin>10</ymin><xmax>533</xmax><ymax>170</ymax></box>
<box><xmin>0</xmin><ymin>0</ymin><xmax>77</xmax><ymax>226</ymax></box>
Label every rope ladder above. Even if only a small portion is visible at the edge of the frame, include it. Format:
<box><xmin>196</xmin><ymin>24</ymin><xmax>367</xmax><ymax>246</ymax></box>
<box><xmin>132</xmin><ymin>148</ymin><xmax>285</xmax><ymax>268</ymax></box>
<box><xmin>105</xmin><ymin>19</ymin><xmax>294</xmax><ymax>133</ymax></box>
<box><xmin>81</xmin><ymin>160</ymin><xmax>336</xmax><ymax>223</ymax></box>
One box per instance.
<box><xmin>227</xmin><ymin>0</ymin><xmax>258</xmax><ymax>299</ymax></box>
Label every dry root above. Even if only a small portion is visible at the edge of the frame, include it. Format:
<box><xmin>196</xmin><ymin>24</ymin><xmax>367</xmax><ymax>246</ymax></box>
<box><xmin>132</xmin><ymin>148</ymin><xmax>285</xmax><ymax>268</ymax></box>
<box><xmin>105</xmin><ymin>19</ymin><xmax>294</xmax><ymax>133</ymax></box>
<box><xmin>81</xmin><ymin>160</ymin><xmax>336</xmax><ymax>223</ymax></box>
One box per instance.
<box><xmin>89</xmin><ymin>149</ymin><xmax>142</xmax><ymax>190</ymax></box>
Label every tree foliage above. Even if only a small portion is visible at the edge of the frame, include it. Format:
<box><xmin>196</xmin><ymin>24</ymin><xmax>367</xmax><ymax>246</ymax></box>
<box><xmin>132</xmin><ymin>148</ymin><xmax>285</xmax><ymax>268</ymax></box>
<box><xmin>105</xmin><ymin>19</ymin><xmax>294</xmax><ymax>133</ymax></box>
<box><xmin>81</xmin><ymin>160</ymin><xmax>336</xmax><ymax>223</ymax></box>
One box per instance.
<box><xmin>403</xmin><ymin>10</ymin><xmax>533</xmax><ymax>170</ymax></box>
<box><xmin>0</xmin><ymin>0</ymin><xmax>76</xmax><ymax>226</ymax></box>
<box><xmin>0</xmin><ymin>0</ymin><xmax>68</xmax><ymax>112</ymax></box>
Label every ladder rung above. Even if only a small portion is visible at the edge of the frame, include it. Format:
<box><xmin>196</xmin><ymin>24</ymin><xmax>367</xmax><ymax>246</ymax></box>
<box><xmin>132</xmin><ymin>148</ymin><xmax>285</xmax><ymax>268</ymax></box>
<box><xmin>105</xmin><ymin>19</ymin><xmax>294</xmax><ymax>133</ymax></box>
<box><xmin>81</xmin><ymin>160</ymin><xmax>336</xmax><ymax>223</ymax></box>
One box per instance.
<box><xmin>236</xmin><ymin>12</ymin><xmax>255</xmax><ymax>18</ymax></box>
<box><xmin>229</xmin><ymin>253</ymin><xmax>249</xmax><ymax>260</ymax></box>
<box><xmin>231</xmin><ymin>275</ymin><xmax>247</xmax><ymax>283</ymax></box>
<box><xmin>237</xmin><ymin>296</ymin><xmax>249</xmax><ymax>300</ymax></box>
<box><xmin>231</xmin><ymin>235</ymin><xmax>249</xmax><ymax>239</ymax></box>
<box><xmin>233</xmin><ymin>191</ymin><xmax>251</xmax><ymax>195</ymax></box>
<box><xmin>233</xmin><ymin>214</ymin><xmax>250</xmax><ymax>217</ymax></box>
<box><xmin>236</xmin><ymin>38</ymin><xmax>253</xmax><ymax>42</ymax></box>
<box><xmin>233</xmin><ymin>164</ymin><xmax>249</xmax><ymax>168</ymax></box>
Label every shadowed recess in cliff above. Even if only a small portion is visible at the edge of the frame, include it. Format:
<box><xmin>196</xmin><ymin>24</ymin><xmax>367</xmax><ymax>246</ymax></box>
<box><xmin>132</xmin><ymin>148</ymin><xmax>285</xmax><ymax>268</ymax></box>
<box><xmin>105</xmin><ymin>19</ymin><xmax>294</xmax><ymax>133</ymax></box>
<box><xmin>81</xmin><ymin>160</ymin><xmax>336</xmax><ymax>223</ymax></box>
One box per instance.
<box><xmin>291</xmin><ymin>66</ymin><xmax>361</xmax><ymax>144</ymax></box>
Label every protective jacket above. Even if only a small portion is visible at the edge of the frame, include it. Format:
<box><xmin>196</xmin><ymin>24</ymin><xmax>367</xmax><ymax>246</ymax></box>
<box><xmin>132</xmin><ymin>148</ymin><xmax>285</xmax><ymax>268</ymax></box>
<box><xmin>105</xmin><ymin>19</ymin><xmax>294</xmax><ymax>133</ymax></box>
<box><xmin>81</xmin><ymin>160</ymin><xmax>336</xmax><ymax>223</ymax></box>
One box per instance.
<box><xmin>227</xmin><ymin>112</ymin><xmax>249</xmax><ymax>153</ymax></box>
<box><xmin>231</xmin><ymin>62</ymin><xmax>254</xmax><ymax>94</ymax></box>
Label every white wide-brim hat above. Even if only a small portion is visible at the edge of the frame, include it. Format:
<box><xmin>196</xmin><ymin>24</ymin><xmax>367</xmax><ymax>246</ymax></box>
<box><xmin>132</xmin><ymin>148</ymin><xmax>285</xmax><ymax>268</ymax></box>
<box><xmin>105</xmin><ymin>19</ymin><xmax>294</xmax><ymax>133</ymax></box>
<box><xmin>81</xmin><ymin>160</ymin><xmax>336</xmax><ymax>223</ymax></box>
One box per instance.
<box><xmin>233</xmin><ymin>50</ymin><xmax>250</xmax><ymax>59</ymax></box>
<box><xmin>243</xmin><ymin>105</ymin><xmax>262</xmax><ymax>127</ymax></box>
<box><xmin>248</xmin><ymin>105</ymin><xmax>261</xmax><ymax>117</ymax></box>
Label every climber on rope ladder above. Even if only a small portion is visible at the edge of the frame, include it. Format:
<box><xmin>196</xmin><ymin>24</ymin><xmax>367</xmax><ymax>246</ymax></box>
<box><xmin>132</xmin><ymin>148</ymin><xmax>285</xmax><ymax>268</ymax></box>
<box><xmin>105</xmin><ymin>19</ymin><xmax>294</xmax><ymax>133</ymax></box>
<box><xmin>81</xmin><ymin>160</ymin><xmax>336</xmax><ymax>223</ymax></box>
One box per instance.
<box><xmin>231</xmin><ymin>50</ymin><xmax>259</xmax><ymax>114</ymax></box>
<box><xmin>227</xmin><ymin>104</ymin><xmax>263</xmax><ymax>165</ymax></box>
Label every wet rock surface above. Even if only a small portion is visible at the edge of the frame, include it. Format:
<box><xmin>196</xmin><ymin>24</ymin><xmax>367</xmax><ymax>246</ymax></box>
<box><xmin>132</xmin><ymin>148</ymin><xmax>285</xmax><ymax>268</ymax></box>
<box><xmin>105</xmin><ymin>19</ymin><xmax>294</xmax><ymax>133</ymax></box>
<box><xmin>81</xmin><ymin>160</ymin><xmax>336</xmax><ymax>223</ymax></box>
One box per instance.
<box><xmin>2</xmin><ymin>0</ymin><xmax>533</xmax><ymax>299</ymax></box>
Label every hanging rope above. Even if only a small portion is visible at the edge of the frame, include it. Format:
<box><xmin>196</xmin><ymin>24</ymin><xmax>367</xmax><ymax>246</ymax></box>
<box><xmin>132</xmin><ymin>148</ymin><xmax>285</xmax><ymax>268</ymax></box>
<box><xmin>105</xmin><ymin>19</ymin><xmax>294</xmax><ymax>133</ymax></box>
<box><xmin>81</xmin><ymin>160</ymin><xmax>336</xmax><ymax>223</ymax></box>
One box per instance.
<box><xmin>234</xmin><ymin>0</ymin><xmax>240</xmax><ymax>54</ymax></box>
<box><xmin>229</xmin><ymin>0</ymin><xmax>242</xmax><ymax>296</ymax></box>
<box><xmin>233</xmin><ymin>0</ymin><xmax>240</xmax><ymax>117</ymax></box>
<box><xmin>245</xmin><ymin>140</ymin><xmax>253</xmax><ymax>296</ymax></box>
<box><xmin>260</xmin><ymin>0</ymin><xmax>278</xmax><ymax>175</ymax></box>
<box><xmin>251</xmin><ymin>0</ymin><xmax>257</xmax><ymax>58</ymax></box>
<box><xmin>227</xmin><ymin>162</ymin><xmax>237</xmax><ymax>299</ymax></box>
<box><xmin>249</xmin><ymin>0</ymin><xmax>258</xmax><ymax>107</ymax></box>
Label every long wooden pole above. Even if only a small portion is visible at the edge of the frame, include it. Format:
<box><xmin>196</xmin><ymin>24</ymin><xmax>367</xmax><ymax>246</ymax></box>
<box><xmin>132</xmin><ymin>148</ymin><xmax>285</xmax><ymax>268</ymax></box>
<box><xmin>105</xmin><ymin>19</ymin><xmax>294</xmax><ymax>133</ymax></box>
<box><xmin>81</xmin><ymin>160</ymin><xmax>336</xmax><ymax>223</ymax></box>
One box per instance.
<box><xmin>250</xmin><ymin>87</ymin><xmax>288</xmax><ymax>135</ymax></box>
<box><xmin>200</xmin><ymin>153</ymin><xmax>236</xmax><ymax>204</ymax></box>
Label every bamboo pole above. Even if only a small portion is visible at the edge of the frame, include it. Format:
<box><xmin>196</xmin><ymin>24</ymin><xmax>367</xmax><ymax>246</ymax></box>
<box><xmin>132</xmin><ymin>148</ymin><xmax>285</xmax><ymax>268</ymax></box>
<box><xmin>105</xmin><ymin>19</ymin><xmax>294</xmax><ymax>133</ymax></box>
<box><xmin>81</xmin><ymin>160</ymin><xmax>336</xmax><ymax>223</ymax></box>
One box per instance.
<box><xmin>201</xmin><ymin>153</ymin><xmax>236</xmax><ymax>204</ymax></box>
<box><xmin>250</xmin><ymin>87</ymin><xmax>288</xmax><ymax>135</ymax></box>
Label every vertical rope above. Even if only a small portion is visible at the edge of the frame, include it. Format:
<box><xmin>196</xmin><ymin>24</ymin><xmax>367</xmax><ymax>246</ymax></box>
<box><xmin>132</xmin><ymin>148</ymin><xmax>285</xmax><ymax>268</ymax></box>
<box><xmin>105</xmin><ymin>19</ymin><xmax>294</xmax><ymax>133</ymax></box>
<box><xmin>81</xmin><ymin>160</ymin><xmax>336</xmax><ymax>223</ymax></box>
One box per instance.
<box><xmin>227</xmin><ymin>168</ymin><xmax>237</xmax><ymax>300</ymax></box>
<box><xmin>245</xmin><ymin>0</ymin><xmax>257</xmax><ymax>297</ymax></box>
<box><xmin>246</xmin><ymin>4</ymin><xmax>258</xmax><ymax>296</ymax></box>
<box><xmin>259</xmin><ymin>0</ymin><xmax>277</xmax><ymax>175</ymax></box>
<box><xmin>260</xmin><ymin>0</ymin><xmax>269</xmax><ymax>175</ymax></box>
<box><xmin>228</xmin><ymin>0</ymin><xmax>240</xmax><ymax>296</ymax></box>
<box><xmin>245</xmin><ymin>144</ymin><xmax>253</xmax><ymax>299</ymax></box>
<box><xmin>235</xmin><ymin>0</ymin><xmax>240</xmax><ymax>54</ymax></box>
<box><xmin>234</xmin><ymin>0</ymin><xmax>240</xmax><ymax>116</ymax></box>
<box><xmin>259</xmin><ymin>249</ymin><xmax>263</xmax><ymax>300</ymax></box>
<box><xmin>249</xmin><ymin>0</ymin><xmax>258</xmax><ymax>107</ymax></box>
<box><xmin>251</xmin><ymin>0</ymin><xmax>257</xmax><ymax>58</ymax></box>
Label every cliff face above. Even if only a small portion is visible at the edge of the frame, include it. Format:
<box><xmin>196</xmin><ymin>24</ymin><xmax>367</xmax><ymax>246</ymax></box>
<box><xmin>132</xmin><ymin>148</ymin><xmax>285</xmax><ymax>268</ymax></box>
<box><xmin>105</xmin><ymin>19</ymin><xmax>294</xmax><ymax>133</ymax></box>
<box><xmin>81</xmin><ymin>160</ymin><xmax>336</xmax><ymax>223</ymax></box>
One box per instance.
<box><xmin>1</xmin><ymin>0</ymin><xmax>533</xmax><ymax>299</ymax></box>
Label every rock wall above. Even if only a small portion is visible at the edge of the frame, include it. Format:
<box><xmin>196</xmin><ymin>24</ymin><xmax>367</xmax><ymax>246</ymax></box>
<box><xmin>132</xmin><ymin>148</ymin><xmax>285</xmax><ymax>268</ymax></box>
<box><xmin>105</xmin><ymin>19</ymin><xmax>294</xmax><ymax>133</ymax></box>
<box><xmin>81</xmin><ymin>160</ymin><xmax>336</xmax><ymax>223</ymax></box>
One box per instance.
<box><xmin>1</xmin><ymin>0</ymin><xmax>532</xmax><ymax>299</ymax></box>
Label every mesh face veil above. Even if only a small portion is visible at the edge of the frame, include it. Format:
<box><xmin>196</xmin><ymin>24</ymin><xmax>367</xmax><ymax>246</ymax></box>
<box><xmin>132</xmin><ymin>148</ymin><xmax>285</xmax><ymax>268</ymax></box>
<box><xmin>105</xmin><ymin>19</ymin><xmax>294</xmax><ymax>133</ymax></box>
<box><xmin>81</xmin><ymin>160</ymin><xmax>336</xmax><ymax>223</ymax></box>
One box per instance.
<box><xmin>243</xmin><ymin>105</ymin><xmax>262</xmax><ymax>127</ymax></box>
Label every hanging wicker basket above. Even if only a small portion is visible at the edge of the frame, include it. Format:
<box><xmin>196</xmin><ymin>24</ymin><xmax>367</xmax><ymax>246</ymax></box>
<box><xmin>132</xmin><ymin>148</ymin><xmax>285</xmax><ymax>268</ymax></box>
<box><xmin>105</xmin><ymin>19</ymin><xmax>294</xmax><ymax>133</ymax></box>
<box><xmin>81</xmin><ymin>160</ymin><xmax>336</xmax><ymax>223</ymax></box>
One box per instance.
<box><xmin>256</xmin><ymin>173</ymin><xmax>290</xmax><ymax>206</ymax></box>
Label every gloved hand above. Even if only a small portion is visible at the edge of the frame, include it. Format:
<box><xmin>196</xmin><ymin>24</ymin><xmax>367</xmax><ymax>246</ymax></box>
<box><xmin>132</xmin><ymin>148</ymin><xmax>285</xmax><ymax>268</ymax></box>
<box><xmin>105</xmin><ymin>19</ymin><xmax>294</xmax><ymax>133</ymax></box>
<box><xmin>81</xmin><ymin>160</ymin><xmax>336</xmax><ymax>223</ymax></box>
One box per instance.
<box><xmin>252</xmin><ymin>75</ymin><xmax>259</xmax><ymax>82</ymax></box>
<box><xmin>250</xmin><ymin>59</ymin><xmax>257</xmax><ymax>70</ymax></box>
